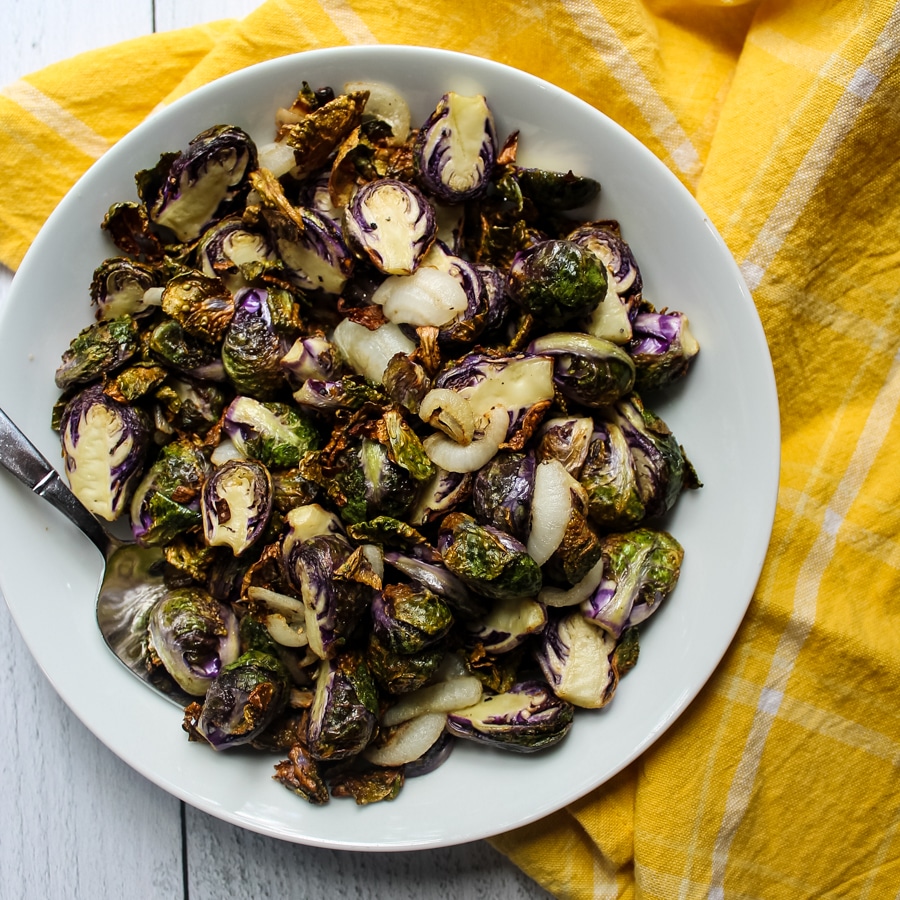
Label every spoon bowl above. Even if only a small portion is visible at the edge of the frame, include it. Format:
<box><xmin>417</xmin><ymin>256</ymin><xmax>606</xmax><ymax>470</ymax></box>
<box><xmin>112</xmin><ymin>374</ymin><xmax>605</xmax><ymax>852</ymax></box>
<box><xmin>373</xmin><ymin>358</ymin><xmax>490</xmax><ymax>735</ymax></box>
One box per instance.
<box><xmin>0</xmin><ymin>405</ymin><xmax>192</xmax><ymax>708</ymax></box>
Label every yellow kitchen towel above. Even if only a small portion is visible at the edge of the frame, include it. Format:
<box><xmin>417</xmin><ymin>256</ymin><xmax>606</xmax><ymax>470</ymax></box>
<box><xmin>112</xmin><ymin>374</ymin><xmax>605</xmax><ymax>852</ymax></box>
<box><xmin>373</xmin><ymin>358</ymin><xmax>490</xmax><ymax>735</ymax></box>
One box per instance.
<box><xmin>2</xmin><ymin>2</ymin><xmax>899</xmax><ymax>898</ymax></box>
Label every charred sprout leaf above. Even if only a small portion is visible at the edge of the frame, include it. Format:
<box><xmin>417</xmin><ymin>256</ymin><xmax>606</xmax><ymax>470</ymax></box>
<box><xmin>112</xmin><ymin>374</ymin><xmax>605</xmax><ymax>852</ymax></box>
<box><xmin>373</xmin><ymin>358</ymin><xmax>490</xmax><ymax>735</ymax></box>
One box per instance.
<box><xmin>149</xmin><ymin>319</ymin><xmax>225</xmax><ymax>382</ymax></box>
<box><xmin>201</xmin><ymin>458</ymin><xmax>274</xmax><ymax>556</ymax></box>
<box><xmin>104</xmin><ymin>363</ymin><xmax>168</xmax><ymax>404</ymax></box>
<box><xmin>471</xmin><ymin>451</ymin><xmax>536</xmax><ymax>542</ymax></box>
<box><xmin>101</xmin><ymin>201</ymin><xmax>165</xmax><ymax>261</ymax></box>
<box><xmin>464</xmin><ymin>644</ymin><xmax>525</xmax><ymax>693</ymax></box>
<box><xmin>346</xmin><ymin>516</ymin><xmax>427</xmax><ymax>549</ymax></box>
<box><xmin>130</xmin><ymin>439</ymin><xmax>210</xmax><ymax>546</ymax></box>
<box><xmin>222</xmin><ymin>288</ymin><xmax>291</xmax><ymax>398</ymax></box>
<box><xmin>306</xmin><ymin>650</ymin><xmax>379</xmax><ymax>761</ymax></box>
<box><xmin>273</xmin><ymin>742</ymin><xmax>330</xmax><ymax>805</ymax></box>
<box><xmin>567</xmin><ymin>220</ymin><xmax>642</xmax><ymax>298</ymax></box>
<box><xmin>382</xmin><ymin>353</ymin><xmax>431</xmax><ymax>413</ymax></box>
<box><xmin>446</xmin><ymin>680</ymin><xmax>573</xmax><ymax>752</ymax></box>
<box><xmin>627</xmin><ymin>311</ymin><xmax>700</xmax><ymax>391</ymax></box>
<box><xmin>581</xmin><ymin>528</ymin><xmax>684</xmax><ymax>638</ymax></box>
<box><xmin>344</xmin><ymin>178</ymin><xmax>437</xmax><ymax>275</ymax></box>
<box><xmin>415</xmin><ymin>92</ymin><xmax>497</xmax><ymax>203</ymax></box>
<box><xmin>272</xmin><ymin>467</ymin><xmax>321</xmax><ymax>512</ymax></box>
<box><xmin>515</xmin><ymin>168</ymin><xmax>601</xmax><ymax>212</ymax></box>
<box><xmin>366</xmin><ymin>632</ymin><xmax>444</xmax><ymax>695</ymax></box>
<box><xmin>140</xmin><ymin>124</ymin><xmax>257</xmax><ymax>243</ymax></box>
<box><xmin>278</xmin><ymin>89</ymin><xmax>369</xmax><ymax>181</ymax></box>
<box><xmin>579</xmin><ymin>416</ymin><xmax>645</xmax><ymax>529</ymax></box>
<box><xmin>164</xmin><ymin>535</ymin><xmax>218</xmax><ymax>584</ymax></box>
<box><xmin>371</xmin><ymin>584</ymin><xmax>453</xmax><ymax>655</ymax></box>
<box><xmin>535</xmin><ymin>610</ymin><xmax>618</xmax><ymax>709</ymax></box>
<box><xmin>161</xmin><ymin>272</ymin><xmax>235</xmax><ymax>343</ymax></box>
<box><xmin>59</xmin><ymin>384</ymin><xmax>150</xmax><ymax>521</ymax></box>
<box><xmin>383</xmin><ymin>408</ymin><xmax>436</xmax><ymax>482</ymax></box>
<box><xmin>329</xmin><ymin>767</ymin><xmax>404</xmax><ymax>805</ymax></box>
<box><xmin>613</xmin><ymin>626</ymin><xmax>640</xmax><ymax>677</ymax></box>
<box><xmin>55</xmin><ymin>315</ymin><xmax>141</xmax><ymax>390</ymax></box>
<box><xmin>154</xmin><ymin>376</ymin><xmax>228</xmax><ymax>436</ymax></box>
<box><xmin>528</xmin><ymin>332</ymin><xmax>635</xmax><ymax>408</ymax></box>
<box><xmin>223</xmin><ymin>396</ymin><xmax>320</xmax><ymax>468</ymax></box>
<box><xmin>438</xmin><ymin>512</ymin><xmax>542</xmax><ymax>601</ymax></box>
<box><xmin>148</xmin><ymin>587</ymin><xmax>240</xmax><ymax>696</ymax></box>
<box><xmin>90</xmin><ymin>257</ymin><xmax>165</xmax><ymax>320</ymax></box>
<box><xmin>184</xmin><ymin>649</ymin><xmax>289</xmax><ymax>749</ymax></box>
<box><xmin>507</xmin><ymin>240</ymin><xmax>608</xmax><ymax>329</ymax></box>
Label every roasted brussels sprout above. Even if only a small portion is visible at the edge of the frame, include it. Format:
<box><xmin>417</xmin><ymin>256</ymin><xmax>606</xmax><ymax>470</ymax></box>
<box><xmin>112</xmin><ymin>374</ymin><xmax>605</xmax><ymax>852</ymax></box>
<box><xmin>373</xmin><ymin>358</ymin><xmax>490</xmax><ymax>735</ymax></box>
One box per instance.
<box><xmin>507</xmin><ymin>240</ymin><xmax>608</xmax><ymax>328</ymax></box>
<box><xmin>273</xmin><ymin>742</ymin><xmax>330</xmax><ymax>805</ymax></box>
<box><xmin>55</xmin><ymin>315</ymin><xmax>141</xmax><ymax>390</ymax></box>
<box><xmin>139</xmin><ymin>124</ymin><xmax>257</xmax><ymax>243</ymax></box>
<box><xmin>567</xmin><ymin>220</ymin><xmax>642</xmax><ymax>298</ymax></box>
<box><xmin>59</xmin><ymin>384</ymin><xmax>150</xmax><ymax>521</ymax></box>
<box><xmin>384</xmin><ymin>548</ymin><xmax>484</xmax><ymax>620</ymax></box>
<box><xmin>581</xmin><ymin>528</ymin><xmax>684</xmax><ymax>637</ymax></box>
<box><xmin>415</xmin><ymin>92</ymin><xmax>497</xmax><ymax>203</ymax></box>
<box><xmin>200</xmin><ymin>458</ymin><xmax>274</xmax><ymax>556</ymax></box>
<box><xmin>306</xmin><ymin>650</ymin><xmax>379</xmax><ymax>761</ymax></box>
<box><xmin>465</xmin><ymin>595</ymin><xmax>547</xmax><ymax>654</ymax></box>
<box><xmin>438</xmin><ymin>512</ymin><xmax>542</xmax><ymax>601</ymax></box>
<box><xmin>579</xmin><ymin>415</ymin><xmax>645</xmax><ymax>528</ymax></box>
<box><xmin>446</xmin><ymin>680</ymin><xmax>574</xmax><ymax>752</ymax></box>
<box><xmin>154</xmin><ymin>376</ymin><xmax>228</xmax><ymax>436</ymax></box>
<box><xmin>407</xmin><ymin>467</ymin><xmax>472</xmax><ymax>526</ymax></box>
<box><xmin>184</xmin><ymin>649</ymin><xmax>289</xmax><ymax>749</ymax></box>
<box><xmin>90</xmin><ymin>258</ymin><xmax>165</xmax><ymax>320</ymax></box>
<box><xmin>196</xmin><ymin>215</ymin><xmax>274</xmax><ymax>292</ymax></box>
<box><xmin>160</xmin><ymin>271</ymin><xmax>235</xmax><ymax>344</ymax></box>
<box><xmin>281</xmin><ymin>335</ymin><xmax>341</xmax><ymax>385</ymax></box>
<box><xmin>366</xmin><ymin>632</ymin><xmax>445</xmax><ymax>695</ymax></box>
<box><xmin>149</xmin><ymin>319</ymin><xmax>225</xmax><ymax>382</ymax></box>
<box><xmin>148</xmin><ymin>587</ymin><xmax>240</xmax><ymax>696</ymax></box>
<box><xmin>344</xmin><ymin>178</ymin><xmax>437</xmax><ymax>275</ymax></box>
<box><xmin>222</xmin><ymin>396</ymin><xmax>320</xmax><ymax>469</ymax></box>
<box><xmin>471</xmin><ymin>451</ymin><xmax>536</xmax><ymax>542</ymax></box>
<box><xmin>332</xmin><ymin>439</ymin><xmax>417</xmax><ymax>524</ymax></box>
<box><xmin>515</xmin><ymin>167</ymin><xmax>601</xmax><ymax>212</ymax></box>
<box><xmin>371</xmin><ymin>584</ymin><xmax>453</xmax><ymax>655</ymax></box>
<box><xmin>536</xmin><ymin>416</ymin><xmax>594</xmax><ymax>477</ymax></box>
<box><xmin>528</xmin><ymin>332</ymin><xmax>635</xmax><ymax>408</ymax></box>
<box><xmin>130</xmin><ymin>438</ymin><xmax>210</xmax><ymax>546</ymax></box>
<box><xmin>628</xmin><ymin>311</ymin><xmax>700</xmax><ymax>391</ymax></box>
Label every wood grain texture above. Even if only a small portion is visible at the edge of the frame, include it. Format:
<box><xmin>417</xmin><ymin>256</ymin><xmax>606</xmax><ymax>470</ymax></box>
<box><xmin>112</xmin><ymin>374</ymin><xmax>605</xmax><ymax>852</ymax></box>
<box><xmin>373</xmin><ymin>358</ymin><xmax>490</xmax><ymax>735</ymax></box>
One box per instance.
<box><xmin>0</xmin><ymin>2</ymin><xmax>552</xmax><ymax>897</ymax></box>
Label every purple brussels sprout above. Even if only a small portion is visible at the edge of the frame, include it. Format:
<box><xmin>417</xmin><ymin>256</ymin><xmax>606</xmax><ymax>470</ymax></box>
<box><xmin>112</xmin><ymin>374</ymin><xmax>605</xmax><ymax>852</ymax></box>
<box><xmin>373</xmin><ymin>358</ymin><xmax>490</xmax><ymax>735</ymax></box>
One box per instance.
<box><xmin>280</xmin><ymin>335</ymin><xmax>341</xmax><ymax>386</ymax></box>
<box><xmin>415</xmin><ymin>92</ymin><xmax>497</xmax><ymax>203</ymax></box>
<box><xmin>344</xmin><ymin>178</ymin><xmax>437</xmax><ymax>275</ymax></box>
<box><xmin>536</xmin><ymin>416</ymin><xmax>595</xmax><ymax>478</ymax></box>
<box><xmin>407</xmin><ymin>468</ymin><xmax>472</xmax><ymax>526</ymax></box>
<box><xmin>581</xmin><ymin>528</ymin><xmax>684</xmax><ymax>638</ymax></box>
<box><xmin>567</xmin><ymin>221</ymin><xmax>642</xmax><ymax>298</ymax></box>
<box><xmin>90</xmin><ymin>258</ymin><xmax>165</xmax><ymax>321</ymax></box>
<box><xmin>464</xmin><ymin>595</ymin><xmax>547</xmax><ymax>655</ymax></box>
<box><xmin>627</xmin><ymin>311</ymin><xmax>700</xmax><ymax>391</ymax></box>
<box><xmin>445</xmin><ymin>680</ymin><xmax>574</xmax><ymax>752</ymax></box>
<box><xmin>371</xmin><ymin>584</ymin><xmax>453</xmax><ymax>655</ymax></box>
<box><xmin>472</xmin><ymin>451</ymin><xmax>536</xmax><ymax>542</ymax></box>
<box><xmin>222</xmin><ymin>396</ymin><xmax>319</xmax><ymax>469</ymax></box>
<box><xmin>185</xmin><ymin>650</ymin><xmax>289</xmax><ymax>750</ymax></box>
<box><xmin>383</xmin><ymin>547</ymin><xmax>485</xmax><ymax>620</ymax></box>
<box><xmin>200</xmin><ymin>458</ymin><xmax>273</xmax><ymax>556</ymax></box>
<box><xmin>474</xmin><ymin>262</ymin><xmax>512</xmax><ymax>334</ymax></box>
<box><xmin>59</xmin><ymin>384</ymin><xmax>150</xmax><ymax>521</ymax></box>
<box><xmin>579</xmin><ymin>417</ymin><xmax>645</xmax><ymax>529</ymax></box>
<box><xmin>196</xmin><ymin>214</ymin><xmax>273</xmax><ymax>293</ymax></box>
<box><xmin>535</xmin><ymin>610</ymin><xmax>618</xmax><ymax>709</ymax></box>
<box><xmin>148</xmin><ymin>587</ymin><xmax>240</xmax><ymax>696</ymax></box>
<box><xmin>139</xmin><ymin>124</ymin><xmax>257</xmax><ymax>243</ymax></box>
<box><xmin>528</xmin><ymin>331</ymin><xmax>635</xmax><ymax>408</ymax></box>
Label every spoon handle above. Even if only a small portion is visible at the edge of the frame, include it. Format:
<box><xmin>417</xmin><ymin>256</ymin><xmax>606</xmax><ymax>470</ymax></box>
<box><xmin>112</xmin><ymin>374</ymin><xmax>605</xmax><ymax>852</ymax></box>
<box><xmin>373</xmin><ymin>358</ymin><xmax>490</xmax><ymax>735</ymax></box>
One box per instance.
<box><xmin>0</xmin><ymin>406</ymin><xmax>110</xmax><ymax>555</ymax></box>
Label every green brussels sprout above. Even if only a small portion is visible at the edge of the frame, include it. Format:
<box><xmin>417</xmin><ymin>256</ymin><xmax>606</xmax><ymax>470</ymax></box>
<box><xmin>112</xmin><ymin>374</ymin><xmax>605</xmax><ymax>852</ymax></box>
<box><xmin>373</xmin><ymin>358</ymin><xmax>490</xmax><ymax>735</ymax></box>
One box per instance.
<box><xmin>371</xmin><ymin>584</ymin><xmax>454</xmax><ymax>655</ymax></box>
<box><xmin>55</xmin><ymin>315</ymin><xmax>141</xmax><ymax>390</ymax></box>
<box><xmin>154</xmin><ymin>376</ymin><xmax>228</xmax><ymax>436</ymax></box>
<box><xmin>149</xmin><ymin>319</ymin><xmax>225</xmax><ymax>382</ymax></box>
<box><xmin>222</xmin><ymin>396</ymin><xmax>320</xmax><ymax>469</ymax></box>
<box><xmin>438</xmin><ymin>512</ymin><xmax>542</xmax><ymax>601</ymax></box>
<box><xmin>130</xmin><ymin>438</ymin><xmax>211</xmax><ymax>546</ymax></box>
<box><xmin>329</xmin><ymin>767</ymin><xmax>405</xmax><ymax>805</ymax></box>
<box><xmin>506</xmin><ymin>240</ymin><xmax>608</xmax><ymax>328</ymax></box>
<box><xmin>366</xmin><ymin>632</ymin><xmax>444</xmax><ymax>695</ymax></box>
<box><xmin>160</xmin><ymin>271</ymin><xmax>235</xmax><ymax>343</ymax></box>
<box><xmin>514</xmin><ymin>167</ymin><xmax>601</xmax><ymax>212</ymax></box>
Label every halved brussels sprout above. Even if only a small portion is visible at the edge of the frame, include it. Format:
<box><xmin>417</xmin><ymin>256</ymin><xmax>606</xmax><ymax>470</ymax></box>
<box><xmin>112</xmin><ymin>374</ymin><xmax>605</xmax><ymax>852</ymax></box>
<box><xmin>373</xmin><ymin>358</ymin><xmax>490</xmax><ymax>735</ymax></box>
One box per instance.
<box><xmin>160</xmin><ymin>271</ymin><xmax>235</xmax><ymax>344</ymax></box>
<box><xmin>344</xmin><ymin>178</ymin><xmax>437</xmax><ymax>275</ymax></box>
<box><xmin>628</xmin><ymin>311</ymin><xmax>700</xmax><ymax>391</ymax></box>
<box><xmin>438</xmin><ymin>512</ymin><xmax>542</xmax><ymax>601</ymax></box>
<box><xmin>536</xmin><ymin>416</ymin><xmax>595</xmax><ymax>477</ymax></box>
<box><xmin>183</xmin><ymin>649</ymin><xmax>289</xmax><ymax>750</ymax></box>
<box><xmin>471</xmin><ymin>451</ymin><xmax>536</xmax><ymax>542</ymax></box>
<box><xmin>130</xmin><ymin>438</ymin><xmax>210</xmax><ymax>546</ymax></box>
<box><xmin>306</xmin><ymin>650</ymin><xmax>379</xmax><ymax>761</ymax></box>
<box><xmin>465</xmin><ymin>595</ymin><xmax>547</xmax><ymax>654</ymax></box>
<box><xmin>579</xmin><ymin>417</ymin><xmax>645</xmax><ymax>528</ymax></box>
<box><xmin>222</xmin><ymin>396</ymin><xmax>320</xmax><ymax>469</ymax></box>
<box><xmin>371</xmin><ymin>584</ymin><xmax>453</xmax><ymax>655</ymax></box>
<box><xmin>332</xmin><ymin>439</ymin><xmax>417</xmax><ymax>525</ymax></box>
<box><xmin>507</xmin><ymin>240</ymin><xmax>608</xmax><ymax>328</ymax></box>
<box><xmin>383</xmin><ymin>548</ymin><xmax>484</xmax><ymax>620</ymax></box>
<box><xmin>535</xmin><ymin>610</ymin><xmax>618</xmax><ymax>708</ymax></box>
<box><xmin>55</xmin><ymin>315</ymin><xmax>141</xmax><ymax>390</ymax></box>
<box><xmin>196</xmin><ymin>215</ymin><xmax>274</xmax><ymax>293</ymax></box>
<box><xmin>200</xmin><ymin>458</ymin><xmax>273</xmax><ymax>556</ymax></box>
<box><xmin>581</xmin><ymin>528</ymin><xmax>684</xmax><ymax>637</ymax></box>
<box><xmin>407</xmin><ymin>467</ymin><xmax>472</xmax><ymax>526</ymax></box>
<box><xmin>415</xmin><ymin>92</ymin><xmax>497</xmax><ymax>203</ymax></box>
<box><xmin>59</xmin><ymin>384</ymin><xmax>150</xmax><ymax>521</ymax></box>
<box><xmin>446</xmin><ymin>680</ymin><xmax>574</xmax><ymax>752</ymax></box>
<box><xmin>139</xmin><ymin>124</ymin><xmax>257</xmax><ymax>243</ymax></box>
<box><xmin>148</xmin><ymin>587</ymin><xmax>240</xmax><ymax>696</ymax></box>
<box><xmin>90</xmin><ymin>258</ymin><xmax>165</xmax><ymax>320</ymax></box>
<box><xmin>528</xmin><ymin>332</ymin><xmax>635</xmax><ymax>408</ymax></box>
<box><xmin>567</xmin><ymin>220</ymin><xmax>642</xmax><ymax>297</ymax></box>
<box><xmin>281</xmin><ymin>335</ymin><xmax>341</xmax><ymax>385</ymax></box>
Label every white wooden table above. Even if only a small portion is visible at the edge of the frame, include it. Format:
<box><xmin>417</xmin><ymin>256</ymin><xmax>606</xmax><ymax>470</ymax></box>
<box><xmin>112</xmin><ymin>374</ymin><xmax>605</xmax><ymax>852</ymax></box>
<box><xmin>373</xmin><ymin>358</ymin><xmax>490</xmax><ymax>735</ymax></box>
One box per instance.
<box><xmin>0</xmin><ymin>3</ymin><xmax>552</xmax><ymax>896</ymax></box>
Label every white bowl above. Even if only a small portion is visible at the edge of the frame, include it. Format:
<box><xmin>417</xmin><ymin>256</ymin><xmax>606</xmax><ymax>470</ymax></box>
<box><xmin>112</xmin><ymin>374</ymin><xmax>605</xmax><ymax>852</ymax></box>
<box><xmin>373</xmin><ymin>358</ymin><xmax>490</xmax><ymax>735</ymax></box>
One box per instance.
<box><xmin>0</xmin><ymin>45</ymin><xmax>779</xmax><ymax>850</ymax></box>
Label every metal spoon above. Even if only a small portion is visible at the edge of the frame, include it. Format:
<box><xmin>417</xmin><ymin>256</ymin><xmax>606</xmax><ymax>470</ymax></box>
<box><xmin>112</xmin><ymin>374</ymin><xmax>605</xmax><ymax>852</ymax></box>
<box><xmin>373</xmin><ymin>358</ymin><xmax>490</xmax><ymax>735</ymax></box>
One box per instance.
<box><xmin>0</xmin><ymin>406</ymin><xmax>192</xmax><ymax>708</ymax></box>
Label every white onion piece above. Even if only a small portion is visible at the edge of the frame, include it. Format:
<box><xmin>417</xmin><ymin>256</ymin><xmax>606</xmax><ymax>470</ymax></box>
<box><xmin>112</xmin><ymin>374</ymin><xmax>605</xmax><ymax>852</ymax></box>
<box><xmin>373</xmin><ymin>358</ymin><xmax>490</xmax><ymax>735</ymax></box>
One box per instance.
<box><xmin>382</xmin><ymin>676</ymin><xmax>483</xmax><ymax>727</ymax></box>
<box><xmin>373</xmin><ymin>266</ymin><xmax>469</xmax><ymax>327</ymax></box>
<box><xmin>585</xmin><ymin>276</ymin><xmax>633</xmax><ymax>344</ymax></box>
<box><xmin>419</xmin><ymin>388</ymin><xmax>475</xmax><ymax>444</ymax></box>
<box><xmin>142</xmin><ymin>286</ymin><xmax>164</xmax><ymax>307</ymax></box>
<box><xmin>363</xmin><ymin>712</ymin><xmax>448</xmax><ymax>767</ymax></box>
<box><xmin>344</xmin><ymin>80</ymin><xmax>411</xmax><ymax>146</ymax></box>
<box><xmin>210</xmin><ymin>437</ymin><xmax>245</xmax><ymax>466</ymax></box>
<box><xmin>360</xmin><ymin>543</ymin><xmax>384</xmax><ymax>583</ymax></box>
<box><xmin>527</xmin><ymin>459</ymin><xmax>579</xmax><ymax>566</ymax></box>
<box><xmin>264</xmin><ymin>613</ymin><xmax>308</xmax><ymax>648</ymax></box>
<box><xmin>539</xmin><ymin>557</ymin><xmax>605</xmax><ymax>607</ymax></box>
<box><xmin>423</xmin><ymin>406</ymin><xmax>508</xmax><ymax>473</ymax></box>
<box><xmin>332</xmin><ymin>318</ymin><xmax>415</xmax><ymax>382</ymax></box>
<box><xmin>247</xmin><ymin>586</ymin><xmax>305</xmax><ymax>617</ymax></box>
<box><xmin>256</xmin><ymin>141</ymin><xmax>299</xmax><ymax>178</ymax></box>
